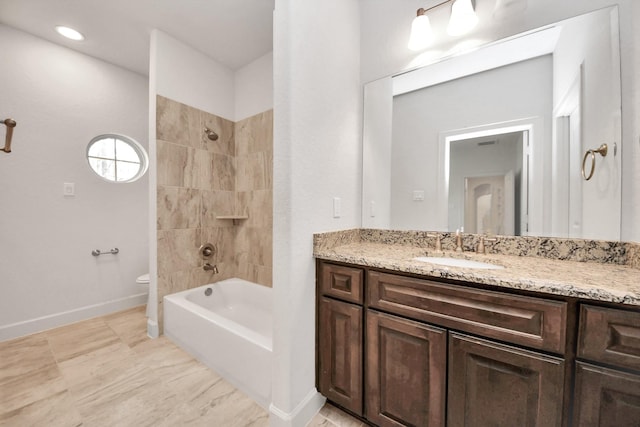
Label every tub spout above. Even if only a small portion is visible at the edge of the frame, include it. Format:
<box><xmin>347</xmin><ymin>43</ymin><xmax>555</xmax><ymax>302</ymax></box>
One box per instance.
<box><xmin>204</xmin><ymin>263</ymin><xmax>219</xmax><ymax>274</ymax></box>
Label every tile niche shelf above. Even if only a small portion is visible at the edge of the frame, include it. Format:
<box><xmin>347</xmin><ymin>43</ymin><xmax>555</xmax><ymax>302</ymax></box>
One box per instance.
<box><xmin>215</xmin><ymin>215</ymin><xmax>249</xmax><ymax>225</ymax></box>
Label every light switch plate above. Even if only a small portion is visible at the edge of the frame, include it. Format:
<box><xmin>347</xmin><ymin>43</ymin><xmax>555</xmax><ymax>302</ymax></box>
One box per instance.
<box><xmin>333</xmin><ymin>197</ymin><xmax>341</xmax><ymax>218</ymax></box>
<box><xmin>413</xmin><ymin>190</ymin><xmax>425</xmax><ymax>201</ymax></box>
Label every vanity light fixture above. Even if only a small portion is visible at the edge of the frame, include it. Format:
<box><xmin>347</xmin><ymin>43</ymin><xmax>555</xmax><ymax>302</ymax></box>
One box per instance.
<box><xmin>408</xmin><ymin>0</ymin><xmax>479</xmax><ymax>51</ymax></box>
<box><xmin>55</xmin><ymin>25</ymin><xmax>85</xmax><ymax>41</ymax></box>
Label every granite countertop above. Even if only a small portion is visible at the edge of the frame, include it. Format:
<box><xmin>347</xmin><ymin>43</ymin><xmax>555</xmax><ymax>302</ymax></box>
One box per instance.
<box><xmin>314</xmin><ymin>241</ymin><xmax>640</xmax><ymax>307</ymax></box>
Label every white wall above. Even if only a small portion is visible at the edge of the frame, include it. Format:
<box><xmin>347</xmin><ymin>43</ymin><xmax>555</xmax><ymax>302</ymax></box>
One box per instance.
<box><xmin>552</xmin><ymin>8</ymin><xmax>621</xmax><ymax>240</ymax></box>
<box><xmin>153</xmin><ymin>30</ymin><xmax>235</xmax><ymax>121</ymax></box>
<box><xmin>272</xmin><ymin>0</ymin><xmax>361</xmax><ymax>425</ymax></box>
<box><xmin>236</xmin><ymin>52</ymin><xmax>274</xmax><ymax>121</ymax></box>
<box><xmin>154</xmin><ymin>30</ymin><xmax>274</xmax><ymax>123</ymax></box>
<box><xmin>0</xmin><ymin>24</ymin><xmax>149</xmax><ymax>340</ymax></box>
<box><xmin>362</xmin><ymin>77</ymin><xmax>393</xmax><ymax>228</ymax></box>
<box><xmin>360</xmin><ymin>0</ymin><xmax>640</xmax><ymax>242</ymax></box>
<box><xmin>390</xmin><ymin>56</ymin><xmax>552</xmax><ymax>232</ymax></box>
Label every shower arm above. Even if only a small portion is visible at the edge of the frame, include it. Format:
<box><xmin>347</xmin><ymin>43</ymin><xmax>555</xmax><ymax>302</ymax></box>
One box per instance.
<box><xmin>2</xmin><ymin>118</ymin><xmax>17</xmax><ymax>153</ymax></box>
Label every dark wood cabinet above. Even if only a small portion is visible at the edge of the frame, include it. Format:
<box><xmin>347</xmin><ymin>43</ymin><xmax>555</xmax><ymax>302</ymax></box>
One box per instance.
<box><xmin>320</xmin><ymin>262</ymin><xmax>364</xmax><ymax>304</ymax></box>
<box><xmin>574</xmin><ymin>305</ymin><xmax>640</xmax><ymax>427</ymax></box>
<box><xmin>573</xmin><ymin>362</ymin><xmax>640</xmax><ymax>427</ymax></box>
<box><xmin>315</xmin><ymin>260</ymin><xmax>640</xmax><ymax>427</ymax></box>
<box><xmin>366</xmin><ymin>310</ymin><xmax>446</xmax><ymax>427</ymax></box>
<box><xmin>368</xmin><ymin>271</ymin><xmax>567</xmax><ymax>354</ymax></box>
<box><xmin>318</xmin><ymin>296</ymin><xmax>363</xmax><ymax>415</ymax></box>
<box><xmin>577</xmin><ymin>305</ymin><xmax>640</xmax><ymax>371</ymax></box>
<box><xmin>447</xmin><ymin>333</ymin><xmax>565</xmax><ymax>427</ymax></box>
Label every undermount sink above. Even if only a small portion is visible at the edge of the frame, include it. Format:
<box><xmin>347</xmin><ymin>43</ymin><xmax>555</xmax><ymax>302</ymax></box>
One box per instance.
<box><xmin>413</xmin><ymin>256</ymin><xmax>504</xmax><ymax>270</ymax></box>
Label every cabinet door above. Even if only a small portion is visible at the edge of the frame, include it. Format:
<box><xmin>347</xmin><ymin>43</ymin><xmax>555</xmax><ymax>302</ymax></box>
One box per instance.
<box><xmin>366</xmin><ymin>310</ymin><xmax>446</xmax><ymax>427</ymax></box>
<box><xmin>574</xmin><ymin>362</ymin><xmax>640</xmax><ymax>427</ymax></box>
<box><xmin>448</xmin><ymin>333</ymin><xmax>565</xmax><ymax>427</ymax></box>
<box><xmin>318</xmin><ymin>297</ymin><xmax>363</xmax><ymax>415</ymax></box>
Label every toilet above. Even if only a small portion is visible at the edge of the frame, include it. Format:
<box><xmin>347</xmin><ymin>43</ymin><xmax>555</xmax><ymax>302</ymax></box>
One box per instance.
<box><xmin>136</xmin><ymin>273</ymin><xmax>150</xmax><ymax>316</ymax></box>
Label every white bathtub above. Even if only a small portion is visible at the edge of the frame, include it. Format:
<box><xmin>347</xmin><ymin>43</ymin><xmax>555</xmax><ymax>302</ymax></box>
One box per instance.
<box><xmin>163</xmin><ymin>278</ymin><xmax>272</xmax><ymax>408</ymax></box>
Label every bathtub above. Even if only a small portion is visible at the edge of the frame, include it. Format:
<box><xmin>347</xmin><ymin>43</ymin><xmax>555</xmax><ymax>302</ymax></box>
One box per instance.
<box><xmin>163</xmin><ymin>278</ymin><xmax>272</xmax><ymax>409</ymax></box>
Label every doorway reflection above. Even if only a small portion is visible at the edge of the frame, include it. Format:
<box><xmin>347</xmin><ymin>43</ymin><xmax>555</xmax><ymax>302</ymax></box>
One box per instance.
<box><xmin>449</xmin><ymin>131</ymin><xmax>526</xmax><ymax>235</ymax></box>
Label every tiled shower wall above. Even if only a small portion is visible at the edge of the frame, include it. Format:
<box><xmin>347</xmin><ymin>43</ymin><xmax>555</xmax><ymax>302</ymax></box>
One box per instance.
<box><xmin>235</xmin><ymin>111</ymin><xmax>273</xmax><ymax>286</ymax></box>
<box><xmin>156</xmin><ymin>95</ymin><xmax>273</xmax><ymax>326</ymax></box>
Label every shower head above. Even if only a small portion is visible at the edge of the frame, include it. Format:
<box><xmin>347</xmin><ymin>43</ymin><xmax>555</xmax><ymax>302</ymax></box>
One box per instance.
<box><xmin>204</xmin><ymin>127</ymin><xmax>219</xmax><ymax>141</ymax></box>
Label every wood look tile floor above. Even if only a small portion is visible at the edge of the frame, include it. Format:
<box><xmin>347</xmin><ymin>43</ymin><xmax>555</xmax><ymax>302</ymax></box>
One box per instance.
<box><xmin>0</xmin><ymin>306</ymin><xmax>361</xmax><ymax>427</ymax></box>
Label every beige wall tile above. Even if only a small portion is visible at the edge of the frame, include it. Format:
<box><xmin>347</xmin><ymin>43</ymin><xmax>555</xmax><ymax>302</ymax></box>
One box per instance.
<box><xmin>201</xmin><ymin>190</ymin><xmax>236</xmax><ymax>228</ymax></box>
<box><xmin>156</xmin><ymin>140</ymin><xmax>196</xmax><ymax>188</ymax></box>
<box><xmin>157</xmin><ymin>229</ymin><xmax>201</xmax><ymax>277</ymax></box>
<box><xmin>235</xmin><ymin>110</ymin><xmax>273</xmax><ymax>156</ymax></box>
<box><xmin>254</xmin><ymin>264</ymin><xmax>272</xmax><ymax>288</ymax></box>
<box><xmin>236</xmin><ymin>226</ymin><xmax>272</xmax><ymax>268</ymax></box>
<box><xmin>156</xmin><ymin>102</ymin><xmax>272</xmax><ymax>315</ymax></box>
<box><xmin>237</xmin><ymin>190</ymin><xmax>273</xmax><ymax>228</ymax></box>
<box><xmin>193</xmin><ymin>148</ymin><xmax>212</xmax><ymax>190</ymax></box>
<box><xmin>156</xmin><ymin>96</ymin><xmax>191</xmax><ymax>147</ymax></box>
<box><xmin>201</xmin><ymin>227</ymin><xmax>236</xmax><ymax>265</ymax></box>
<box><xmin>157</xmin><ymin>270</ymin><xmax>191</xmax><ymax>302</ymax></box>
<box><xmin>212</xmin><ymin>153</ymin><xmax>236</xmax><ymax>191</ymax></box>
<box><xmin>157</xmin><ymin>187</ymin><xmax>201</xmax><ymax>231</ymax></box>
<box><xmin>235</xmin><ymin>152</ymin><xmax>270</xmax><ymax>191</ymax></box>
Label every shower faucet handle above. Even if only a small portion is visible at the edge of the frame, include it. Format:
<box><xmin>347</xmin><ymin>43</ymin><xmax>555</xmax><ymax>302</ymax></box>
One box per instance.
<box><xmin>199</xmin><ymin>243</ymin><xmax>216</xmax><ymax>259</ymax></box>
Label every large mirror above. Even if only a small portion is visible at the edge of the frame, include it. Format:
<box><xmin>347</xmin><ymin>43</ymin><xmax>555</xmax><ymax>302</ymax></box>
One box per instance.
<box><xmin>362</xmin><ymin>6</ymin><xmax>622</xmax><ymax>241</ymax></box>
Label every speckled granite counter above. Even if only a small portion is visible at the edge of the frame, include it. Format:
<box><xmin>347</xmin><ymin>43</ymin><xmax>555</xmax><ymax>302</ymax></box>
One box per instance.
<box><xmin>314</xmin><ymin>229</ymin><xmax>640</xmax><ymax>307</ymax></box>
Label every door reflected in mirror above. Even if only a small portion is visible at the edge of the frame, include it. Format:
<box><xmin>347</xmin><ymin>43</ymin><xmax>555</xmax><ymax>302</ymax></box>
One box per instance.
<box><xmin>450</xmin><ymin>131</ymin><xmax>523</xmax><ymax>235</ymax></box>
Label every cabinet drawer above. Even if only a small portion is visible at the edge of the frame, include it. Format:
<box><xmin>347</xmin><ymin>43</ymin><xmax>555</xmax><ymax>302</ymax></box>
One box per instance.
<box><xmin>368</xmin><ymin>271</ymin><xmax>567</xmax><ymax>353</ymax></box>
<box><xmin>578</xmin><ymin>305</ymin><xmax>640</xmax><ymax>370</ymax></box>
<box><xmin>320</xmin><ymin>263</ymin><xmax>364</xmax><ymax>304</ymax></box>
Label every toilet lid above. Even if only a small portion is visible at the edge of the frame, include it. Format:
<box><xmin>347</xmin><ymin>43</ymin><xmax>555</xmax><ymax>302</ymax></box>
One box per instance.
<box><xmin>136</xmin><ymin>273</ymin><xmax>150</xmax><ymax>284</ymax></box>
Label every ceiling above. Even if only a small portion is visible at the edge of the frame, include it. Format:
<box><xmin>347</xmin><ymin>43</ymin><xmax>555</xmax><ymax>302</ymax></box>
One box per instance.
<box><xmin>0</xmin><ymin>0</ymin><xmax>275</xmax><ymax>76</ymax></box>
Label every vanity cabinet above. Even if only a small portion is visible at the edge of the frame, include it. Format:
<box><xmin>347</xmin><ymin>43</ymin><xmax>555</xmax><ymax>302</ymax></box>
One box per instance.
<box><xmin>573</xmin><ymin>305</ymin><xmax>640</xmax><ymax>426</ymax></box>
<box><xmin>317</xmin><ymin>263</ymin><xmax>365</xmax><ymax>415</ymax></box>
<box><xmin>316</xmin><ymin>260</ymin><xmax>639</xmax><ymax>426</ymax></box>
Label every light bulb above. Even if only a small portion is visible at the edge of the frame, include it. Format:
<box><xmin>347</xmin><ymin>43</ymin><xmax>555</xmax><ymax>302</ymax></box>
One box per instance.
<box><xmin>447</xmin><ymin>0</ymin><xmax>479</xmax><ymax>37</ymax></box>
<box><xmin>408</xmin><ymin>9</ymin><xmax>433</xmax><ymax>51</ymax></box>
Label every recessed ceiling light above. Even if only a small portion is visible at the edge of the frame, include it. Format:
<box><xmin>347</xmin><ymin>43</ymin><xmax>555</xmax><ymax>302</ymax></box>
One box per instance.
<box><xmin>55</xmin><ymin>26</ymin><xmax>85</xmax><ymax>41</ymax></box>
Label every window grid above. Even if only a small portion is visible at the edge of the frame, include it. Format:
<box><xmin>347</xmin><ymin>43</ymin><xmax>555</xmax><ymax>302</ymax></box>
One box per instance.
<box><xmin>86</xmin><ymin>135</ymin><xmax>147</xmax><ymax>183</ymax></box>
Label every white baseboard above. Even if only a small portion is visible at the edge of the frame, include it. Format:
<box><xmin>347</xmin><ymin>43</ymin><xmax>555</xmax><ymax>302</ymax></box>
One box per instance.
<box><xmin>0</xmin><ymin>293</ymin><xmax>148</xmax><ymax>342</ymax></box>
<box><xmin>147</xmin><ymin>318</ymin><xmax>159</xmax><ymax>338</ymax></box>
<box><xmin>269</xmin><ymin>388</ymin><xmax>326</xmax><ymax>427</ymax></box>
